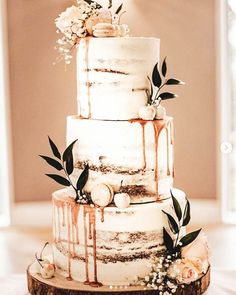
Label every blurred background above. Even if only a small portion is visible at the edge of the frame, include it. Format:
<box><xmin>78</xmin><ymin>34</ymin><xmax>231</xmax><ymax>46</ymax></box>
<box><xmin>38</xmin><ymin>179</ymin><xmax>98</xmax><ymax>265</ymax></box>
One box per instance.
<box><xmin>0</xmin><ymin>0</ymin><xmax>236</xmax><ymax>290</ymax></box>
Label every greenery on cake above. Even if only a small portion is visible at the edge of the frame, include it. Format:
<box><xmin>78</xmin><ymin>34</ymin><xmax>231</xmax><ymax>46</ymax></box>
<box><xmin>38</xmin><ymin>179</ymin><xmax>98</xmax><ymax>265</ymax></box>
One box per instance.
<box><xmin>55</xmin><ymin>0</ymin><xmax>128</xmax><ymax>64</ymax></box>
<box><xmin>39</xmin><ymin>137</ymin><xmax>89</xmax><ymax>203</ymax></box>
<box><xmin>135</xmin><ymin>191</ymin><xmax>209</xmax><ymax>293</ymax></box>
<box><xmin>146</xmin><ymin>58</ymin><xmax>185</xmax><ymax>106</ymax></box>
<box><xmin>162</xmin><ymin>190</ymin><xmax>201</xmax><ymax>255</ymax></box>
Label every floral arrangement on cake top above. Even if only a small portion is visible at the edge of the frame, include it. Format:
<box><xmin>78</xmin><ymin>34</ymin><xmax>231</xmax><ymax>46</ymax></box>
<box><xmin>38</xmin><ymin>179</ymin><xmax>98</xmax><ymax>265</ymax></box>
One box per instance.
<box><xmin>55</xmin><ymin>0</ymin><xmax>129</xmax><ymax>63</ymax></box>
<box><xmin>134</xmin><ymin>191</ymin><xmax>210</xmax><ymax>293</ymax></box>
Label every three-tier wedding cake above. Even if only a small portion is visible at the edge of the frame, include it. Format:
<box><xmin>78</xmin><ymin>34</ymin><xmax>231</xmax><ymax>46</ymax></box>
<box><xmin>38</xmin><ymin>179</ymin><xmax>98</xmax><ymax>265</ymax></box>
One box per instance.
<box><xmin>29</xmin><ymin>1</ymin><xmax>210</xmax><ymax>294</ymax></box>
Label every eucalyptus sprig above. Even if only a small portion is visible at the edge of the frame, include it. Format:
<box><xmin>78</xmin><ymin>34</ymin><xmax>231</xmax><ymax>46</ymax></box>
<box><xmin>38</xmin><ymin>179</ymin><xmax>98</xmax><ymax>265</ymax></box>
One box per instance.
<box><xmin>39</xmin><ymin>137</ymin><xmax>89</xmax><ymax>203</ymax></box>
<box><xmin>147</xmin><ymin>58</ymin><xmax>185</xmax><ymax>106</ymax></box>
<box><xmin>162</xmin><ymin>190</ymin><xmax>201</xmax><ymax>256</ymax></box>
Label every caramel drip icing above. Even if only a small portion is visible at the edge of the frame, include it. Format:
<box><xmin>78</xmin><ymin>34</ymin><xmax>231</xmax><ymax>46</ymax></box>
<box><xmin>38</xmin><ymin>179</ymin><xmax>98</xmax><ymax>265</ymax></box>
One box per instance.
<box><xmin>57</xmin><ymin>207</ymin><xmax>61</xmax><ymax>242</ymax></box>
<box><xmin>71</xmin><ymin>204</ymin><xmax>80</xmax><ymax>245</ymax></box>
<box><xmin>77</xmin><ymin>39</ymin><xmax>81</xmax><ymax>116</ymax></box>
<box><xmin>170</xmin><ymin>120</ymin><xmax>175</xmax><ymax>177</ymax></box>
<box><xmin>53</xmin><ymin>196</ymin><xmax>74</xmax><ymax>244</ymax></box>
<box><xmin>83</xmin><ymin>207</ymin><xmax>89</xmax><ymax>284</ymax></box>
<box><xmin>83</xmin><ymin>205</ymin><xmax>103</xmax><ymax>287</ymax></box>
<box><xmin>52</xmin><ymin>199</ymin><xmax>57</xmax><ymax>241</ymax></box>
<box><xmin>129</xmin><ymin>119</ymin><xmax>148</xmax><ymax>170</ymax></box>
<box><xmin>140</xmin><ymin>121</ymin><xmax>148</xmax><ymax>169</ymax></box>
<box><xmin>85</xmin><ymin>37</ymin><xmax>91</xmax><ymax>118</ymax></box>
<box><xmin>70</xmin><ymin>204</ymin><xmax>80</xmax><ymax>258</ymax></box>
<box><xmin>165</xmin><ymin>122</ymin><xmax>171</xmax><ymax>176</ymax></box>
<box><xmin>100</xmin><ymin>207</ymin><xmax>105</xmax><ymax>223</ymax></box>
<box><xmin>129</xmin><ymin>119</ymin><xmax>169</xmax><ymax>199</ymax></box>
<box><xmin>66</xmin><ymin>204</ymin><xmax>72</xmax><ymax>280</ymax></box>
<box><xmin>153</xmin><ymin>121</ymin><xmax>167</xmax><ymax>198</ymax></box>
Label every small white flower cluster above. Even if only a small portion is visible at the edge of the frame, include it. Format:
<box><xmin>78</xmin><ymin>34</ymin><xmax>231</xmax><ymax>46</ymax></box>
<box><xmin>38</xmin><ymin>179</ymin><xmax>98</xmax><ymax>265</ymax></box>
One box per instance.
<box><xmin>55</xmin><ymin>1</ymin><xmax>99</xmax><ymax>64</ymax></box>
<box><xmin>135</xmin><ymin>254</ymin><xmax>178</xmax><ymax>294</ymax></box>
<box><xmin>77</xmin><ymin>193</ymin><xmax>90</xmax><ymax>204</ymax></box>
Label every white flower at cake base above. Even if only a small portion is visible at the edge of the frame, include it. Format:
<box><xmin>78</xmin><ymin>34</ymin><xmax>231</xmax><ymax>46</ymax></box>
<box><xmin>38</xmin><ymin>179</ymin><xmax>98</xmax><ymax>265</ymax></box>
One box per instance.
<box><xmin>167</xmin><ymin>258</ymin><xmax>199</xmax><ymax>284</ymax></box>
<box><xmin>181</xmin><ymin>233</ymin><xmax>209</xmax><ymax>274</ymax></box>
<box><xmin>114</xmin><ymin>193</ymin><xmax>130</xmax><ymax>209</ymax></box>
<box><xmin>40</xmin><ymin>263</ymin><xmax>56</xmax><ymax>279</ymax></box>
<box><xmin>91</xmin><ymin>183</ymin><xmax>114</xmax><ymax>207</ymax></box>
<box><xmin>138</xmin><ymin>105</ymin><xmax>156</xmax><ymax>120</ymax></box>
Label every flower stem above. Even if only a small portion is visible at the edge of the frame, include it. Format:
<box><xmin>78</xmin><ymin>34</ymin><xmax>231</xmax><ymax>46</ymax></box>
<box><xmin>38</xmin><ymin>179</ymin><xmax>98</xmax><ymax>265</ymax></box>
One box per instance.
<box><xmin>62</xmin><ymin>161</ymin><xmax>78</xmax><ymax>197</ymax></box>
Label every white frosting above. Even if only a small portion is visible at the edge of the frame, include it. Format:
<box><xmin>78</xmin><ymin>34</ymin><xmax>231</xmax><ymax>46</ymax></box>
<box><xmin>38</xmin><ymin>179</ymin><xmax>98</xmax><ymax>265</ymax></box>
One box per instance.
<box><xmin>77</xmin><ymin>37</ymin><xmax>160</xmax><ymax>120</ymax></box>
<box><xmin>52</xmin><ymin>188</ymin><xmax>186</xmax><ymax>285</ymax></box>
<box><xmin>67</xmin><ymin>116</ymin><xmax>174</xmax><ymax>202</ymax></box>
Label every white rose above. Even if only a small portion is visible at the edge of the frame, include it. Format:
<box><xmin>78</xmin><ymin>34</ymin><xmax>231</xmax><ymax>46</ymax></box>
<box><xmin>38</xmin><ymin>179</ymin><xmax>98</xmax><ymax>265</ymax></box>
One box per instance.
<box><xmin>181</xmin><ymin>264</ymin><xmax>199</xmax><ymax>284</ymax></box>
<box><xmin>167</xmin><ymin>259</ymin><xmax>199</xmax><ymax>284</ymax></box>
<box><xmin>55</xmin><ymin>6</ymin><xmax>84</xmax><ymax>34</ymax></box>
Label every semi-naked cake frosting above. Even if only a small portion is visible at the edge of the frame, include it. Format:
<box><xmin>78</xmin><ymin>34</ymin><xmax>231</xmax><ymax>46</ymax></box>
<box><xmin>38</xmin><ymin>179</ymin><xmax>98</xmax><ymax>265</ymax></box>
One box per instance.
<box><xmin>32</xmin><ymin>2</ymin><xmax>210</xmax><ymax>294</ymax></box>
<box><xmin>52</xmin><ymin>189</ymin><xmax>186</xmax><ymax>285</ymax></box>
<box><xmin>67</xmin><ymin>115</ymin><xmax>174</xmax><ymax>203</ymax></box>
<box><xmin>77</xmin><ymin>37</ymin><xmax>160</xmax><ymax>120</ymax></box>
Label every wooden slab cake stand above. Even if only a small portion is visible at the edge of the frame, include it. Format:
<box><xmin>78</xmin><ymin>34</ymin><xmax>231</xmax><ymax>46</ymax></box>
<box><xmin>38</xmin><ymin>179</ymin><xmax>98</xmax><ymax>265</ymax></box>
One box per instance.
<box><xmin>27</xmin><ymin>264</ymin><xmax>210</xmax><ymax>295</ymax></box>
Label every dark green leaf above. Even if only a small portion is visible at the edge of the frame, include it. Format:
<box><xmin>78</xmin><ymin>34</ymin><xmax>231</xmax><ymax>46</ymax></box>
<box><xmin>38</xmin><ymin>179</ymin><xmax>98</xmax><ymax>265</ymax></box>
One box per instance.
<box><xmin>108</xmin><ymin>0</ymin><xmax>112</xmax><ymax>8</ymax></box>
<box><xmin>166</xmin><ymin>78</ymin><xmax>184</xmax><ymax>85</ymax></box>
<box><xmin>39</xmin><ymin>155</ymin><xmax>63</xmax><ymax>171</ymax></box>
<box><xmin>46</xmin><ymin>174</ymin><xmax>70</xmax><ymax>186</ymax></box>
<box><xmin>63</xmin><ymin>139</ymin><xmax>78</xmax><ymax>162</ymax></box>
<box><xmin>48</xmin><ymin>136</ymin><xmax>61</xmax><ymax>160</ymax></box>
<box><xmin>84</xmin><ymin>0</ymin><xmax>102</xmax><ymax>8</ymax></box>
<box><xmin>183</xmin><ymin>199</ymin><xmax>191</xmax><ymax>226</ymax></box>
<box><xmin>163</xmin><ymin>227</ymin><xmax>173</xmax><ymax>251</ymax></box>
<box><xmin>171</xmin><ymin>190</ymin><xmax>182</xmax><ymax>221</ymax></box>
<box><xmin>76</xmin><ymin>164</ymin><xmax>89</xmax><ymax>194</ymax></box>
<box><xmin>65</xmin><ymin>151</ymin><xmax>74</xmax><ymax>175</ymax></box>
<box><xmin>152</xmin><ymin>63</ymin><xmax>162</xmax><ymax>87</ymax></box>
<box><xmin>179</xmin><ymin>229</ymin><xmax>202</xmax><ymax>248</ymax></box>
<box><xmin>115</xmin><ymin>3</ymin><xmax>123</xmax><ymax>14</ymax></box>
<box><xmin>159</xmin><ymin>92</ymin><xmax>177</xmax><ymax>100</ymax></box>
<box><xmin>162</xmin><ymin>57</ymin><xmax>167</xmax><ymax>77</ymax></box>
<box><xmin>162</xmin><ymin>210</ymin><xmax>179</xmax><ymax>234</ymax></box>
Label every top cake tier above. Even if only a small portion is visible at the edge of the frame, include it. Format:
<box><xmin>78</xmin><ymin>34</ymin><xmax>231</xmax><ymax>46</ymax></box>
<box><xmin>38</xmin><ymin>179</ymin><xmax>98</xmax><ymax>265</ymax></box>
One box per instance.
<box><xmin>77</xmin><ymin>37</ymin><xmax>160</xmax><ymax>120</ymax></box>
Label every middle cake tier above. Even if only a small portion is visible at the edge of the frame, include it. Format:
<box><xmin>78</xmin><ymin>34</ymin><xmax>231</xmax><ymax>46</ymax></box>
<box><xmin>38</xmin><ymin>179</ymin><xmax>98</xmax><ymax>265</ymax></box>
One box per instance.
<box><xmin>67</xmin><ymin>116</ymin><xmax>174</xmax><ymax>203</ymax></box>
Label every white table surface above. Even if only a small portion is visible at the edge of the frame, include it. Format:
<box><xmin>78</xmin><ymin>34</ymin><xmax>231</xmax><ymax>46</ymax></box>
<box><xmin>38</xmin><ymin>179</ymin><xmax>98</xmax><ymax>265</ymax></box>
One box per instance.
<box><xmin>0</xmin><ymin>269</ymin><xmax>236</xmax><ymax>295</ymax></box>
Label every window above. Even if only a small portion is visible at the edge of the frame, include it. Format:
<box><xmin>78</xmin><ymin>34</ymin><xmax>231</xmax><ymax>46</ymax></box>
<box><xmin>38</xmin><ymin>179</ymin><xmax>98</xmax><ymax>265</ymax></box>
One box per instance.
<box><xmin>220</xmin><ymin>0</ymin><xmax>236</xmax><ymax>223</ymax></box>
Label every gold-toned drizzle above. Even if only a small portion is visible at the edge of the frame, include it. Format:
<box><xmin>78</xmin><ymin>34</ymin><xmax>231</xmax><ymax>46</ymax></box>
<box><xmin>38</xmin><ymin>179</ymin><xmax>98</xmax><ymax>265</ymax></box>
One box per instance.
<box><xmin>129</xmin><ymin>119</ymin><xmax>170</xmax><ymax>200</ymax></box>
<box><xmin>66</xmin><ymin>204</ymin><xmax>72</xmax><ymax>280</ymax></box>
<box><xmin>152</xmin><ymin>120</ymin><xmax>166</xmax><ymax>198</ymax></box>
<box><xmin>53</xmin><ymin>196</ymin><xmax>103</xmax><ymax>287</ymax></box>
<box><xmin>52</xmin><ymin>199</ymin><xmax>57</xmax><ymax>241</ymax></box>
<box><xmin>165</xmin><ymin>122</ymin><xmax>171</xmax><ymax>176</ymax></box>
<box><xmin>83</xmin><ymin>207</ymin><xmax>89</xmax><ymax>284</ymax></box>
<box><xmin>170</xmin><ymin>120</ymin><xmax>175</xmax><ymax>177</ymax></box>
<box><xmin>83</xmin><ymin>205</ymin><xmax>103</xmax><ymax>287</ymax></box>
<box><xmin>85</xmin><ymin>37</ymin><xmax>91</xmax><ymax>118</ymax></box>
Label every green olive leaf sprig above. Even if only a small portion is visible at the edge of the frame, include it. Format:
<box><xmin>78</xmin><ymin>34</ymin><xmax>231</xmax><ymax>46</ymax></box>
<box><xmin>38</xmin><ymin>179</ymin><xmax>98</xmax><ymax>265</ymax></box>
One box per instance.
<box><xmin>147</xmin><ymin>58</ymin><xmax>185</xmax><ymax>106</ymax></box>
<box><xmin>162</xmin><ymin>190</ymin><xmax>201</xmax><ymax>255</ymax></box>
<box><xmin>39</xmin><ymin>136</ymin><xmax>89</xmax><ymax>203</ymax></box>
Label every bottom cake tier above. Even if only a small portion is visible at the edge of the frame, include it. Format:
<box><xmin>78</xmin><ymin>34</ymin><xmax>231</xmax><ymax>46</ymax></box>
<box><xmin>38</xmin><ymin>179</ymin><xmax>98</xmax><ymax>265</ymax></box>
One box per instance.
<box><xmin>52</xmin><ymin>188</ymin><xmax>188</xmax><ymax>286</ymax></box>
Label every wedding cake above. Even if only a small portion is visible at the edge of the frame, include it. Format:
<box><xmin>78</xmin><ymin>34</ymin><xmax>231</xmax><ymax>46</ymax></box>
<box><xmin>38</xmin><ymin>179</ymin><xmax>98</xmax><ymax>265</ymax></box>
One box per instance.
<box><xmin>30</xmin><ymin>1</ymin><xmax>210</xmax><ymax>294</ymax></box>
